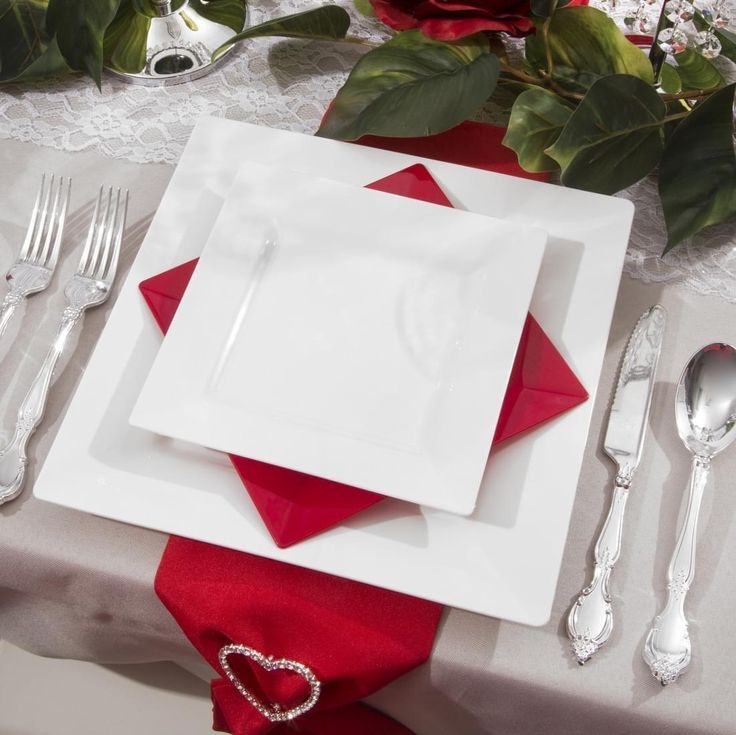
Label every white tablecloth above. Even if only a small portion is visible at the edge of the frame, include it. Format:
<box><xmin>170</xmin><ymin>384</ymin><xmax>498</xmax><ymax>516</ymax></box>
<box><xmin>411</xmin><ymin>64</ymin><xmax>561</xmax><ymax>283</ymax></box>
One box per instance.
<box><xmin>1</xmin><ymin>10</ymin><xmax>736</xmax><ymax>731</ymax></box>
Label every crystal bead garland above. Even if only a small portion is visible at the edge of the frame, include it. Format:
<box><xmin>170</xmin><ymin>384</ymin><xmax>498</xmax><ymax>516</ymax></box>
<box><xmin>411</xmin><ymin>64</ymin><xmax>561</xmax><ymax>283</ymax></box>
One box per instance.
<box><xmin>657</xmin><ymin>24</ymin><xmax>690</xmax><ymax>52</ymax></box>
<box><xmin>694</xmin><ymin>0</ymin><xmax>731</xmax><ymax>26</ymax></box>
<box><xmin>659</xmin><ymin>0</ymin><xmax>696</xmax><ymax>48</ymax></box>
<box><xmin>593</xmin><ymin>0</ymin><xmax>732</xmax><ymax>59</ymax></box>
<box><xmin>655</xmin><ymin>0</ymin><xmax>695</xmax><ymax>56</ymax></box>
<box><xmin>693</xmin><ymin>0</ymin><xmax>727</xmax><ymax>56</ymax></box>
<box><xmin>623</xmin><ymin>0</ymin><xmax>661</xmax><ymax>34</ymax></box>
<box><xmin>692</xmin><ymin>28</ymin><xmax>723</xmax><ymax>56</ymax></box>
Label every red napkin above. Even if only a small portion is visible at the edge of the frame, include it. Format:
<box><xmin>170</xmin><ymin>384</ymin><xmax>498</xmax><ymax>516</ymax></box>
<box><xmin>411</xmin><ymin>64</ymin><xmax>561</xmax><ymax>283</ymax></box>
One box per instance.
<box><xmin>356</xmin><ymin>120</ymin><xmax>550</xmax><ymax>180</ymax></box>
<box><xmin>156</xmin><ymin>541</ymin><xmax>441</xmax><ymax>735</ymax></box>
<box><xmin>140</xmin><ymin>163</ymin><xmax>587</xmax><ymax>547</ymax></box>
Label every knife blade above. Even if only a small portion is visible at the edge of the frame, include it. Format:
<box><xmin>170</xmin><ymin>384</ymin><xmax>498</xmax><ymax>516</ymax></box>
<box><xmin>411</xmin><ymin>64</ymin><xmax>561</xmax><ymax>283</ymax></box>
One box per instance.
<box><xmin>567</xmin><ymin>304</ymin><xmax>666</xmax><ymax>664</ymax></box>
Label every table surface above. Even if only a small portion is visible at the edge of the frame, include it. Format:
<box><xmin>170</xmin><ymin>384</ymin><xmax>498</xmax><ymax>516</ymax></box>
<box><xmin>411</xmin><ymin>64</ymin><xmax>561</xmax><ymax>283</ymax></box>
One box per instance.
<box><xmin>1</xmin><ymin>137</ymin><xmax>736</xmax><ymax>735</ymax></box>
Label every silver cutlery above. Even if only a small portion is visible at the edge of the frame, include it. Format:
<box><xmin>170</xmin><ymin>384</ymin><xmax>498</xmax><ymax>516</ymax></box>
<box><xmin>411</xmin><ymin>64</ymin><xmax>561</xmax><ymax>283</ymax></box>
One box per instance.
<box><xmin>643</xmin><ymin>343</ymin><xmax>736</xmax><ymax>685</ymax></box>
<box><xmin>567</xmin><ymin>304</ymin><xmax>666</xmax><ymax>664</ymax></box>
<box><xmin>1</xmin><ymin>174</ymin><xmax>71</xmax><ymax>342</ymax></box>
<box><xmin>0</xmin><ymin>186</ymin><xmax>128</xmax><ymax>505</ymax></box>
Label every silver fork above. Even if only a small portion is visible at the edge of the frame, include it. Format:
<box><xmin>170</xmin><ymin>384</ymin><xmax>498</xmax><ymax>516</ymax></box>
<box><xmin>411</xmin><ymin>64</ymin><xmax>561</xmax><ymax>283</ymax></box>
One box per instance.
<box><xmin>0</xmin><ymin>186</ymin><xmax>128</xmax><ymax>505</ymax></box>
<box><xmin>1</xmin><ymin>174</ymin><xmax>71</xmax><ymax>342</ymax></box>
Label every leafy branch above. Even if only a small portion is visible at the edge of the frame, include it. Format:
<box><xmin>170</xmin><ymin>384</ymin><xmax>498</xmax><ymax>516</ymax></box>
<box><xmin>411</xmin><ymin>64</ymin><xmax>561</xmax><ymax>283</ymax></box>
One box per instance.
<box><xmin>499</xmin><ymin>57</ymin><xmax>715</xmax><ymax>107</ymax></box>
<box><xmin>316</xmin><ymin>4</ymin><xmax>736</xmax><ymax>250</ymax></box>
<box><xmin>1</xmin><ymin>0</ymin><xmax>734</xmax><ymax>251</ymax></box>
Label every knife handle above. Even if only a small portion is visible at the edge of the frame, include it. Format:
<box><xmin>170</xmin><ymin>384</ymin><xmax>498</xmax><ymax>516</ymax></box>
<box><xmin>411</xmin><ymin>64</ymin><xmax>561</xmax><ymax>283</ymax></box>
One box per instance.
<box><xmin>567</xmin><ymin>473</ymin><xmax>631</xmax><ymax>664</ymax></box>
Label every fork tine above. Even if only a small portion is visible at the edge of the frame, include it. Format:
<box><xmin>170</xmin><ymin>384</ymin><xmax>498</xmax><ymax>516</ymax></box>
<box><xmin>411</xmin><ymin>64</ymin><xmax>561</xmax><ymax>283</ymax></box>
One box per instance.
<box><xmin>87</xmin><ymin>187</ymin><xmax>114</xmax><ymax>279</ymax></box>
<box><xmin>27</xmin><ymin>173</ymin><xmax>54</xmax><ymax>263</ymax></box>
<box><xmin>93</xmin><ymin>188</ymin><xmax>119</xmax><ymax>281</ymax></box>
<box><xmin>46</xmin><ymin>177</ymin><xmax>71</xmax><ymax>271</ymax></box>
<box><xmin>77</xmin><ymin>187</ymin><xmax>104</xmax><ymax>276</ymax></box>
<box><xmin>101</xmin><ymin>189</ymin><xmax>128</xmax><ymax>284</ymax></box>
<box><xmin>19</xmin><ymin>174</ymin><xmax>46</xmax><ymax>261</ymax></box>
<box><xmin>38</xmin><ymin>176</ymin><xmax>64</xmax><ymax>266</ymax></box>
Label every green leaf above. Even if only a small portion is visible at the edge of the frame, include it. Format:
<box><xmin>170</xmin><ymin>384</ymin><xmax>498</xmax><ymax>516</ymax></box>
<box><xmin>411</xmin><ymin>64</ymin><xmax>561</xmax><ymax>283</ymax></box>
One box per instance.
<box><xmin>526</xmin><ymin>6</ymin><xmax>653</xmax><ymax>83</ymax></box>
<box><xmin>317</xmin><ymin>31</ymin><xmax>499</xmax><ymax>140</ymax></box>
<box><xmin>490</xmin><ymin>80</ymin><xmax>535</xmax><ymax>110</ymax></box>
<box><xmin>353</xmin><ymin>0</ymin><xmax>375</xmax><ymax>17</ymax></box>
<box><xmin>0</xmin><ymin>0</ymin><xmax>69</xmax><ymax>82</ymax></box>
<box><xmin>213</xmin><ymin>6</ymin><xmax>351</xmax><ymax>61</ymax></box>
<box><xmin>659</xmin><ymin>62</ymin><xmax>682</xmax><ymax>94</ymax></box>
<box><xmin>46</xmin><ymin>0</ymin><xmax>122</xmax><ymax>86</ymax></box>
<box><xmin>659</xmin><ymin>83</ymin><xmax>736</xmax><ymax>252</ymax></box>
<box><xmin>546</xmin><ymin>74</ymin><xmax>666</xmax><ymax>194</ymax></box>
<box><xmin>104</xmin><ymin>2</ymin><xmax>150</xmax><ymax>74</ymax></box>
<box><xmin>530</xmin><ymin>0</ymin><xmax>571</xmax><ymax>18</ymax></box>
<box><xmin>503</xmin><ymin>87</ymin><xmax>573</xmax><ymax>171</ymax></box>
<box><xmin>2</xmin><ymin>35</ymin><xmax>69</xmax><ymax>82</ymax></box>
<box><xmin>547</xmin><ymin>65</ymin><xmax>602</xmax><ymax>94</ymax></box>
<box><xmin>188</xmin><ymin>0</ymin><xmax>246</xmax><ymax>33</ymax></box>
<box><xmin>715</xmin><ymin>26</ymin><xmax>736</xmax><ymax>63</ymax></box>
<box><xmin>0</xmin><ymin>0</ymin><xmax>46</xmax><ymax>78</ymax></box>
<box><xmin>672</xmin><ymin>48</ymin><xmax>724</xmax><ymax>91</ymax></box>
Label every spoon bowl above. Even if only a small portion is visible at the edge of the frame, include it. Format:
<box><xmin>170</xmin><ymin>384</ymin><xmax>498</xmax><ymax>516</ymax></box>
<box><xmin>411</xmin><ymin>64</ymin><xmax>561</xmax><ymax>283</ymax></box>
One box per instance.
<box><xmin>675</xmin><ymin>343</ymin><xmax>736</xmax><ymax>458</ymax></box>
<box><xmin>644</xmin><ymin>343</ymin><xmax>736</xmax><ymax>685</ymax></box>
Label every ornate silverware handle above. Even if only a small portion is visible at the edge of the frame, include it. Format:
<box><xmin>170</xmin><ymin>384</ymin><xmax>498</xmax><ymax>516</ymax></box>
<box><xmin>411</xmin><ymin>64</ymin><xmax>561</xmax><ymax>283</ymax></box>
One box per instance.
<box><xmin>567</xmin><ymin>472</ymin><xmax>630</xmax><ymax>663</ymax></box>
<box><xmin>0</xmin><ymin>307</ymin><xmax>83</xmax><ymax>504</ymax></box>
<box><xmin>643</xmin><ymin>455</ymin><xmax>709</xmax><ymax>685</ymax></box>
<box><xmin>0</xmin><ymin>292</ymin><xmax>22</xmax><ymax>342</ymax></box>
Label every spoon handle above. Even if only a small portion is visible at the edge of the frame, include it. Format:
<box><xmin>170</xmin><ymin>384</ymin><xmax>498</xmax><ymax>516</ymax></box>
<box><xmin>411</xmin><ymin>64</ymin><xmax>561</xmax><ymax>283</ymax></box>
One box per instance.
<box><xmin>567</xmin><ymin>472</ymin><xmax>630</xmax><ymax>663</ymax></box>
<box><xmin>643</xmin><ymin>455</ymin><xmax>709</xmax><ymax>685</ymax></box>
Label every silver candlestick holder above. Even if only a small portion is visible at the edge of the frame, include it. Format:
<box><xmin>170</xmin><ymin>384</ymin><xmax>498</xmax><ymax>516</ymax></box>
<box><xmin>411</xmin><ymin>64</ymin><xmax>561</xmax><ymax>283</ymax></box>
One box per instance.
<box><xmin>106</xmin><ymin>0</ymin><xmax>247</xmax><ymax>85</ymax></box>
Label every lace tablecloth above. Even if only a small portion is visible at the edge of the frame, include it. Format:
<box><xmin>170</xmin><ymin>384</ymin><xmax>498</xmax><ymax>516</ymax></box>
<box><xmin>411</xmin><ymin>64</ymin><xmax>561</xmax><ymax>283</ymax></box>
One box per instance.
<box><xmin>1</xmin><ymin>0</ymin><xmax>734</xmax><ymax>300</ymax></box>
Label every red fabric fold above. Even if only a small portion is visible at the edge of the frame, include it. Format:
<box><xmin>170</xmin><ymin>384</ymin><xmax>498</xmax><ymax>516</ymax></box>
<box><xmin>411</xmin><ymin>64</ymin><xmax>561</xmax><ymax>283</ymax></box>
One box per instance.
<box><xmin>156</xmin><ymin>539</ymin><xmax>441</xmax><ymax>735</ymax></box>
<box><xmin>211</xmin><ymin>684</ymin><xmax>416</xmax><ymax>734</ymax></box>
<box><xmin>212</xmin><ymin>689</ymin><xmax>415</xmax><ymax>735</ymax></box>
<box><xmin>355</xmin><ymin>120</ymin><xmax>550</xmax><ymax>180</ymax></box>
<box><xmin>140</xmin><ymin>158</ymin><xmax>587</xmax><ymax>549</ymax></box>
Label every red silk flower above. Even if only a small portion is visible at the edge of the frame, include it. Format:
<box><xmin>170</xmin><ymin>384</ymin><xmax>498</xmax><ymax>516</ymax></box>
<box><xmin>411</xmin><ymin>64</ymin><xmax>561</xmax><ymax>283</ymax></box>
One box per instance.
<box><xmin>370</xmin><ymin>0</ymin><xmax>587</xmax><ymax>40</ymax></box>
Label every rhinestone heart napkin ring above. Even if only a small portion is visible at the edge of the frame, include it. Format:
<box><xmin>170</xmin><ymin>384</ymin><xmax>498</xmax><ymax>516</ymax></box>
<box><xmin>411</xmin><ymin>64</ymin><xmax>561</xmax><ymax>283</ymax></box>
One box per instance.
<box><xmin>218</xmin><ymin>643</ymin><xmax>322</xmax><ymax>723</ymax></box>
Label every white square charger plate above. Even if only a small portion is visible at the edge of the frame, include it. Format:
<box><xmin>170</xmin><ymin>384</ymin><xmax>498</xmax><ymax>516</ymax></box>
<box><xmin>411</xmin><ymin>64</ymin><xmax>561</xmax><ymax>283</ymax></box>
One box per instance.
<box><xmin>34</xmin><ymin>118</ymin><xmax>633</xmax><ymax>625</ymax></box>
<box><xmin>130</xmin><ymin>162</ymin><xmax>546</xmax><ymax>515</ymax></box>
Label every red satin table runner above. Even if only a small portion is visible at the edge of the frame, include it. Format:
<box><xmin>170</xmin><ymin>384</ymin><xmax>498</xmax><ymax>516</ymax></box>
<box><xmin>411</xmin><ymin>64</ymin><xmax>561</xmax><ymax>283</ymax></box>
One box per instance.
<box><xmin>157</xmin><ymin>541</ymin><xmax>441</xmax><ymax>734</ymax></box>
<box><xmin>154</xmin><ymin>121</ymin><xmax>586</xmax><ymax>735</ymax></box>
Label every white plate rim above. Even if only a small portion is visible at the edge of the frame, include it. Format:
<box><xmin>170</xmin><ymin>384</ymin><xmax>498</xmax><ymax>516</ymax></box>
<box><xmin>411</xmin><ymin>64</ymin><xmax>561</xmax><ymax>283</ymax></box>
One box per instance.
<box><xmin>34</xmin><ymin>117</ymin><xmax>633</xmax><ymax>626</ymax></box>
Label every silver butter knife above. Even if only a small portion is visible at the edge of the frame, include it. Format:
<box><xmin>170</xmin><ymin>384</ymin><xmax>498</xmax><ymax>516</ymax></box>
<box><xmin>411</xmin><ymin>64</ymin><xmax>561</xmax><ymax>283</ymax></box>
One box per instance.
<box><xmin>567</xmin><ymin>304</ymin><xmax>666</xmax><ymax>664</ymax></box>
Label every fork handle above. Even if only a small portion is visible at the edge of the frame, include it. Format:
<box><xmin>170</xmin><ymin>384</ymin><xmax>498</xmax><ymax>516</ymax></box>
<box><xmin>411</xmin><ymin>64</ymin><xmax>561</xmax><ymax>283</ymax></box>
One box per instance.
<box><xmin>0</xmin><ymin>291</ymin><xmax>24</xmax><ymax>342</ymax></box>
<box><xmin>567</xmin><ymin>472</ymin><xmax>631</xmax><ymax>664</ymax></box>
<box><xmin>0</xmin><ymin>306</ymin><xmax>83</xmax><ymax>504</ymax></box>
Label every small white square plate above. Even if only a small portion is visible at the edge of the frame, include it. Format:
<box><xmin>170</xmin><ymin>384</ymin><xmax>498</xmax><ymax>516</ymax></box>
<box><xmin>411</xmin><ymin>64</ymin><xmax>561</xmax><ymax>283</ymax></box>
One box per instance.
<box><xmin>130</xmin><ymin>163</ymin><xmax>546</xmax><ymax>515</ymax></box>
<box><xmin>34</xmin><ymin>118</ymin><xmax>633</xmax><ymax>625</ymax></box>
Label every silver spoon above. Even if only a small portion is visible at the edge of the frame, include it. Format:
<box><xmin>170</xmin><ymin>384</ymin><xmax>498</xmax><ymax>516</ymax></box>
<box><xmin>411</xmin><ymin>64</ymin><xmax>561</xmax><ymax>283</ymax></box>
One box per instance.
<box><xmin>643</xmin><ymin>343</ymin><xmax>736</xmax><ymax>685</ymax></box>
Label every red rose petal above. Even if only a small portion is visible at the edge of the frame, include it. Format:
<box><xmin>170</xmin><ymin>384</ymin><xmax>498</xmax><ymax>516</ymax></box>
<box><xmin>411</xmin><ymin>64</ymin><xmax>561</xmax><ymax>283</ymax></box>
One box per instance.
<box><xmin>418</xmin><ymin>14</ymin><xmax>533</xmax><ymax>39</ymax></box>
<box><xmin>375</xmin><ymin>0</ymin><xmax>570</xmax><ymax>39</ymax></box>
<box><xmin>418</xmin><ymin>0</ymin><xmax>529</xmax><ymax>14</ymax></box>
<box><xmin>370</xmin><ymin>0</ymin><xmax>420</xmax><ymax>30</ymax></box>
